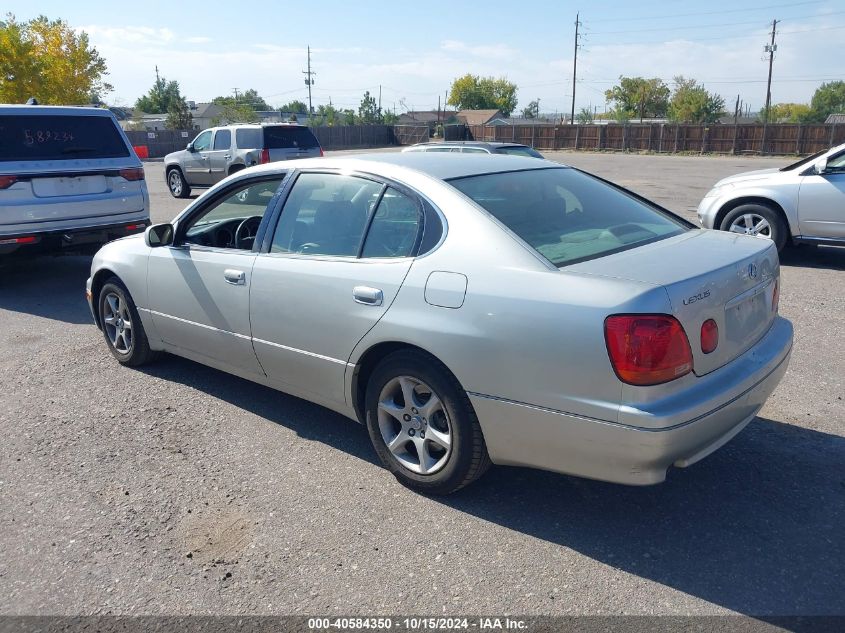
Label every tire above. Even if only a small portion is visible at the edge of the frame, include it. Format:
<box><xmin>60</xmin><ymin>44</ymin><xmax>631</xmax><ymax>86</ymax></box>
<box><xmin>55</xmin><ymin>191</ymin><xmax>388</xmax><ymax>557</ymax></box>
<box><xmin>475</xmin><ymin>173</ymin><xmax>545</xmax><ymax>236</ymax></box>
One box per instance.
<box><xmin>98</xmin><ymin>277</ymin><xmax>158</xmax><ymax>367</ymax></box>
<box><xmin>167</xmin><ymin>167</ymin><xmax>191</xmax><ymax>199</ymax></box>
<box><xmin>365</xmin><ymin>350</ymin><xmax>491</xmax><ymax>494</ymax></box>
<box><xmin>720</xmin><ymin>203</ymin><xmax>788</xmax><ymax>252</ymax></box>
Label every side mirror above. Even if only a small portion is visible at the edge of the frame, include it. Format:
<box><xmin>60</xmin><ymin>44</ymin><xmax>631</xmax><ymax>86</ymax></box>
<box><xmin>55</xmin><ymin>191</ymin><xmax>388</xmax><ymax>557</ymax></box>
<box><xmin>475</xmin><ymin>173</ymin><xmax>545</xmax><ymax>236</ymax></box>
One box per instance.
<box><xmin>813</xmin><ymin>158</ymin><xmax>828</xmax><ymax>175</ymax></box>
<box><xmin>186</xmin><ymin>142</ymin><xmax>195</xmax><ymax>152</ymax></box>
<box><xmin>145</xmin><ymin>223</ymin><xmax>174</xmax><ymax>248</ymax></box>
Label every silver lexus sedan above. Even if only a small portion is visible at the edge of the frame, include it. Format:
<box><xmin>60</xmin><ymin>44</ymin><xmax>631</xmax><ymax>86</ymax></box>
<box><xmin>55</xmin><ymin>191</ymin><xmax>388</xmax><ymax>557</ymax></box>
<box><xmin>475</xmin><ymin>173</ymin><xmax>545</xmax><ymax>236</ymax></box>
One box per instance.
<box><xmin>86</xmin><ymin>154</ymin><xmax>793</xmax><ymax>494</ymax></box>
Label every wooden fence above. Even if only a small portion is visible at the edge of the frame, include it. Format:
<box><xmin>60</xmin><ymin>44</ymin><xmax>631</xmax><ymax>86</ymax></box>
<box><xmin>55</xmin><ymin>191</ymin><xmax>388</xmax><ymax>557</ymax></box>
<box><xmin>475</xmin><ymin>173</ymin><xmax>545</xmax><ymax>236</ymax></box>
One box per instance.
<box><xmin>461</xmin><ymin>123</ymin><xmax>844</xmax><ymax>156</ymax></box>
<box><xmin>127</xmin><ymin>125</ymin><xmax>429</xmax><ymax>158</ymax></box>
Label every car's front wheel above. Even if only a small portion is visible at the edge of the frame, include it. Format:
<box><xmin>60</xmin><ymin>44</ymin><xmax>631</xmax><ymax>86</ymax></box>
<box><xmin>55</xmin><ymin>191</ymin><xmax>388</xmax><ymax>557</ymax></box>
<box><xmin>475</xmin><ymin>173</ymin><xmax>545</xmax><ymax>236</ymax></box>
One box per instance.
<box><xmin>98</xmin><ymin>277</ymin><xmax>158</xmax><ymax>366</ymax></box>
<box><xmin>167</xmin><ymin>168</ymin><xmax>191</xmax><ymax>199</ymax></box>
<box><xmin>720</xmin><ymin>203</ymin><xmax>788</xmax><ymax>252</ymax></box>
<box><xmin>365</xmin><ymin>350</ymin><xmax>491</xmax><ymax>494</ymax></box>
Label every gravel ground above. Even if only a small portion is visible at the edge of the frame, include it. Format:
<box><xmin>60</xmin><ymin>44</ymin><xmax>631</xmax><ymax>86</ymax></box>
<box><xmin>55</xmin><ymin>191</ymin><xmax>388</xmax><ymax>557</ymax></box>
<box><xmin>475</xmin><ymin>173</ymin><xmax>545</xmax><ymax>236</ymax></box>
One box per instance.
<box><xmin>1</xmin><ymin>150</ymin><xmax>843</xmax><ymax>617</ymax></box>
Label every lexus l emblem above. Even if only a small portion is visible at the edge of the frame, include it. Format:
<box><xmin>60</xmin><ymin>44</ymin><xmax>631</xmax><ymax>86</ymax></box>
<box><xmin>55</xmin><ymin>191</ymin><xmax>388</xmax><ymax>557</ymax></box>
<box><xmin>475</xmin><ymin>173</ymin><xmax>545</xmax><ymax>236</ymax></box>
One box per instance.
<box><xmin>748</xmin><ymin>263</ymin><xmax>758</xmax><ymax>279</ymax></box>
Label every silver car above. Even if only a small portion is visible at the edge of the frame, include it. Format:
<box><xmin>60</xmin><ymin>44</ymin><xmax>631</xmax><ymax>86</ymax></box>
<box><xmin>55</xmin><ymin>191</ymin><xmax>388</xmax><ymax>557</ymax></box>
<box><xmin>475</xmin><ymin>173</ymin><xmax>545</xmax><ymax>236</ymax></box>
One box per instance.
<box><xmin>698</xmin><ymin>142</ymin><xmax>845</xmax><ymax>251</ymax></box>
<box><xmin>403</xmin><ymin>141</ymin><xmax>544</xmax><ymax>158</ymax></box>
<box><xmin>164</xmin><ymin>123</ymin><xmax>323</xmax><ymax>199</ymax></box>
<box><xmin>86</xmin><ymin>154</ymin><xmax>792</xmax><ymax>494</ymax></box>
<box><xmin>1</xmin><ymin>105</ymin><xmax>149</xmax><ymax>258</ymax></box>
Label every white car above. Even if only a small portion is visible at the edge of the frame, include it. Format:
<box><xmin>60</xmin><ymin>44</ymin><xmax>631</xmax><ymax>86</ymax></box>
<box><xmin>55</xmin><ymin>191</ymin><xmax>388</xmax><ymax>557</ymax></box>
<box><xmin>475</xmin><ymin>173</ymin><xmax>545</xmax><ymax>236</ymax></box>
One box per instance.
<box><xmin>698</xmin><ymin>143</ymin><xmax>845</xmax><ymax>251</ymax></box>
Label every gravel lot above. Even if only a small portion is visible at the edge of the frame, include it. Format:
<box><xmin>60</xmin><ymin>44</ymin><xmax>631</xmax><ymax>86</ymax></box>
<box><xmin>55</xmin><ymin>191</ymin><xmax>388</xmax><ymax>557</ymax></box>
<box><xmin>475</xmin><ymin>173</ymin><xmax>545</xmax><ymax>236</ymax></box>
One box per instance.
<box><xmin>1</xmin><ymin>150</ymin><xmax>843</xmax><ymax>617</ymax></box>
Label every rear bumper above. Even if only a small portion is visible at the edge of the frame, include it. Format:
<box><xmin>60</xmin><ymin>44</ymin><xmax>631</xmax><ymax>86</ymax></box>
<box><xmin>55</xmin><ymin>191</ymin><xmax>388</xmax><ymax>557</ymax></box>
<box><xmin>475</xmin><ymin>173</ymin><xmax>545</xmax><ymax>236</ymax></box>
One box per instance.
<box><xmin>0</xmin><ymin>217</ymin><xmax>148</xmax><ymax>256</ymax></box>
<box><xmin>470</xmin><ymin>316</ymin><xmax>793</xmax><ymax>485</ymax></box>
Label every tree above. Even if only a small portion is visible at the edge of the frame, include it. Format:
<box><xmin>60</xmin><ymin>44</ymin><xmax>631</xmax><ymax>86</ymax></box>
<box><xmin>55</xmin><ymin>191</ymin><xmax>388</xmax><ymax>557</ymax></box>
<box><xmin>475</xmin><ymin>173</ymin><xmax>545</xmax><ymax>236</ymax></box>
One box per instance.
<box><xmin>808</xmin><ymin>81</ymin><xmax>845</xmax><ymax>122</ymax></box>
<box><xmin>575</xmin><ymin>107</ymin><xmax>594</xmax><ymax>124</ymax></box>
<box><xmin>212</xmin><ymin>88</ymin><xmax>270</xmax><ymax>112</ymax></box>
<box><xmin>211</xmin><ymin>102</ymin><xmax>257</xmax><ymax>125</ymax></box>
<box><xmin>605</xmin><ymin>76</ymin><xmax>670</xmax><ymax>122</ymax></box>
<box><xmin>667</xmin><ymin>76</ymin><xmax>725</xmax><ymax>124</ymax></box>
<box><xmin>358</xmin><ymin>90</ymin><xmax>381</xmax><ymax>124</ymax></box>
<box><xmin>522</xmin><ymin>100</ymin><xmax>539</xmax><ymax>119</ymax></box>
<box><xmin>447</xmin><ymin>74</ymin><xmax>518</xmax><ymax>117</ymax></box>
<box><xmin>767</xmin><ymin>102</ymin><xmax>814</xmax><ymax>123</ymax></box>
<box><xmin>279</xmin><ymin>100</ymin><xmax>308</xmax><ymax>114</ymax></box>
<box><xmin>0</xmin><ymin>13</ymin><xmax>111</xmax><ymax>104</ymax></box>
<box><xmin>136</xmin><ymin>73</ymin><xmax>184</xmax><ymax>114</ymax></box>
<box><xmin>165</xmin><ymin>98</ymin><xmax>193</xmax><ymax>130</ymax></box>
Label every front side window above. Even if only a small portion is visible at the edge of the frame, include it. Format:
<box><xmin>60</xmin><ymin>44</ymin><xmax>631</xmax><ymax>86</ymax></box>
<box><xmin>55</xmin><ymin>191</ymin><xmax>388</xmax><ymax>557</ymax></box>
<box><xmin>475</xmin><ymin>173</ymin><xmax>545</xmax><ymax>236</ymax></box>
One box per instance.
<box><xmin>826</xmin><ymin>151</ymin><xmax>845</xmax><ymax>171</ymax></box>
<box><xmin>182</xmin><ymin>177</ymin><xmax>285</xmax><ymax>250</ymax></box>
<box><xmin>192</xmin><ymin>130</ymin><xmax>212</xmax><ymax>152</ymax></box>
<box><xmin>271</xmin><ymin>173</ymin><xmax>382</xmax><ymax>256</ymax></box>
<box><xmin>448</xmin><ymin>167</ymin><xmax>687</xmax><ymax>267</ymax></box>
<box><xmin>212</xmin><ymin>129</ymin><xmax>231</xmax><ymax>150</ymax></box>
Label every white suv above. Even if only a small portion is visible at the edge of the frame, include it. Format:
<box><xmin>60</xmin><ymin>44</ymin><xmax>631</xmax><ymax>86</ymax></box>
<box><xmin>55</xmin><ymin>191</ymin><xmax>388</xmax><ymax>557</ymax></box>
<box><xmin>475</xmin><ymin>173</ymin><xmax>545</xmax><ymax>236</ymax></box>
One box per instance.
<box><xmin>0</xmin><ymin>105</ymin><xmax>150</xmax><ymax>258</ymax></box>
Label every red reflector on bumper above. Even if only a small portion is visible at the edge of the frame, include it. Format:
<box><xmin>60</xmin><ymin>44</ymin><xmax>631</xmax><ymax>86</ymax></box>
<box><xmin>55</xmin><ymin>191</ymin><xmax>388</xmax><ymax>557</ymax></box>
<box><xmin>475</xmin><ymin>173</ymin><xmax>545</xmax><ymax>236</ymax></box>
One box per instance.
<box><xmin>125</xmin><ymin>223</ymin><xmax>146</xmax><ymax>231</ymax></box>
<box><xmin>0</xmin><ymin>236</ymin><xmax>37</xmax><ymax>245</ymax></box>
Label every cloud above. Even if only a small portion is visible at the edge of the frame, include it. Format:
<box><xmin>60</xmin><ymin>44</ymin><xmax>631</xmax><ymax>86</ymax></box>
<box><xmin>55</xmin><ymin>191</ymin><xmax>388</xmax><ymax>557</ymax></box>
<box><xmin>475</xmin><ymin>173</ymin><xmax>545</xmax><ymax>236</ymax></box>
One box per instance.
<box><xmin>185</xmin><ymin>36</ymin><xmax>211</xmax><ymax>44</ymax></box>
<box><xmin>440</xmin><ymin>40</ymin><xmax>515</xmax><ymax>60</ymax></box>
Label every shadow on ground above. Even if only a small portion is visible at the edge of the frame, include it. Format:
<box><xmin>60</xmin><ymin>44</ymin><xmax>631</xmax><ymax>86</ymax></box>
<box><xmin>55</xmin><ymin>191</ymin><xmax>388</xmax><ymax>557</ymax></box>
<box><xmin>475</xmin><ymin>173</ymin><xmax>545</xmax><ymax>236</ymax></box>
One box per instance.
<box><xmin>0</xmin><ymin>255</ymin><xmax>93</xmax><ymax>324</ymax></box>
<box><xmin>142</xmin><ymin>354</ymin><xmax>845</xmax><ymax>617</ymax></box>
<box><xmin>781</xmin><ymin>244</ymin><xmax>845</xmax><ymax>270</ymax></box>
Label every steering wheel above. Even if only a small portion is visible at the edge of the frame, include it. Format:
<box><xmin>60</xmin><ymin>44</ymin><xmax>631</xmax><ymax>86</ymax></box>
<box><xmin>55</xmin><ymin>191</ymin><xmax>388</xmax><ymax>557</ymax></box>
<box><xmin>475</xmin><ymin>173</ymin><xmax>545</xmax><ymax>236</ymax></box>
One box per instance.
<box><xmin>235</xmin><ymin>216</ymin><xmax>263</xmax><ymax>249</ymax></box>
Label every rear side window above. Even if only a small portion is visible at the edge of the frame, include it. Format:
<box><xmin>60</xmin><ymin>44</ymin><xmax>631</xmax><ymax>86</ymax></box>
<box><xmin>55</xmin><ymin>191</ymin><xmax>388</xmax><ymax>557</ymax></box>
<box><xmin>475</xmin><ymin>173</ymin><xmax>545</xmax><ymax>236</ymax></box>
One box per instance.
<box><xmin>264</xmin><ymin>126</ymin><xmax>319</xmax><ymax>149</ymax></box>
<box><xmin>235</xmin><ymin>128</ymin><xmax>262</xmax><ymax>149</ymax></box>
<box><xmin>495</xmin><ymin>145</ymin><xmax>543</xmax><ymax>158</ymax></box>
<box><xmin>213</xmin><ymin>129</ymin><xmax>231</xmax><ymax>150</ymax></box>
<box><xmin>448</xmin><ymin>168</ymin><xmax>687</xmax><ymax>267</ymax></box>
<box><xmin>0</xmin><ymin>114</ymin><xmax>130</xmax><ymax>161</ymax></box>
<box><xmin>361</xmin><ymin>188</ymin><xmax>422</xmax><ymax>258</ymax></box>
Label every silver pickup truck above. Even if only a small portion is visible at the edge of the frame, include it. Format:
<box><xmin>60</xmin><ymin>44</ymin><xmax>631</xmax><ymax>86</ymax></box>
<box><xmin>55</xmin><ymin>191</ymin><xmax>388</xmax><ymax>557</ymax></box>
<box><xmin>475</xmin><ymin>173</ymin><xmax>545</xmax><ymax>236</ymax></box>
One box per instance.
<box><xmin>163</xmin><ymin>123</ymin><xmax>323</xmax><ymax>198</ymax></box>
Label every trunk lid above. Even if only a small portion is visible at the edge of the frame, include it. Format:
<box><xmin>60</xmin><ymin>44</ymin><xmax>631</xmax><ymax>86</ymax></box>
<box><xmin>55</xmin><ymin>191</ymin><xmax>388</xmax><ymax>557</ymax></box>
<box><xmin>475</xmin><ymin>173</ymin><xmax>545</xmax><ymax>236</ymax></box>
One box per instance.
<box><xmin>569</xmin><ymin>229</ymin><xmax>779</xmax><ymax>375</ymax></box>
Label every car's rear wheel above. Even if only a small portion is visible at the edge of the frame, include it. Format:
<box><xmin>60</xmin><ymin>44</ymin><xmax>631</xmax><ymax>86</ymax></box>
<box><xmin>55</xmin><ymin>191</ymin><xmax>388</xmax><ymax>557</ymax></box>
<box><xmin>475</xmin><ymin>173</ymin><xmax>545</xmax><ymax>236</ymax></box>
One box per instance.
<box><xmin>365</xmin><ymin>350</ymin><xmax>491</xmax><ymax>494</ymax></box>
<box><xmin>167</xmin><ymin>168</ymin><xmax>191</xmax><ymax>198</ymax></box>
<box><xmin>98</xmin><ymin>278</ymin><xmax>158</xmax><ymax>366</ymax></box>
<box><xmin>720</xmin><ymin>203</ymin><xmax>788</xmax><ymax>252</ymax></box>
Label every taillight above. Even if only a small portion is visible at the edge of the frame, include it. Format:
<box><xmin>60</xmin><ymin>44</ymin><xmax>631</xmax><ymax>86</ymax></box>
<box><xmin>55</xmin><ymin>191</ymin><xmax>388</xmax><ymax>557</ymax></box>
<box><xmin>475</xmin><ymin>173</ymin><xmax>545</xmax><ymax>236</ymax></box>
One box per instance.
<box><xmin>700</xmin><ymin>319</ymin><xmax>719</xmax><ymax>354</ymax></box>
<box><xmin>119</xmin><ymin>167</ymin><xmax>145</xmax><ymax>181</ymax></box>
<box><xmin>604</xmin><ymin>314</ymin><xmax>693</xmax><ymax>386</ymax></box>
<box><xmin>319</xmin><ymin>148</ymin><xmax>324</xmax><ymax>157</ymax></box>
<box><xmin>0</xmin><ymin>176</ymin><xmax>18</xmax><ymax>189</ymax></box>
<box><xmin>772</xmin><ymin>278</ymin><xmax>779</xmax><ymax>313</ymax></box>
<box><xmin>260</xmin><ymin>149</ymin><xmax>270</xmax><ymax>164</ymax></box>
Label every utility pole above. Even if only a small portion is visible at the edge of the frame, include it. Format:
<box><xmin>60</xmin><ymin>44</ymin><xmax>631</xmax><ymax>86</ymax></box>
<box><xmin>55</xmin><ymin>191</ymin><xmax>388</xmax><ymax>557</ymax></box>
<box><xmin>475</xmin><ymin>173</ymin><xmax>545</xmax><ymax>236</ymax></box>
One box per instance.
<box><xmin>763</xmin><ymin>19</ymin><xmax>778</xmax><ymax>123</ymax></box>
<box><xmin>378</xmin><ymin>85</ymin><xmax>382</xmax><ymax>116</ymax></box>
<box><xmin>570</xmin><ymin>12</ymin><xmax>581</xmax><ymax>125</ymax></box>
<box><xmin>303</xmin><ymin>45</ymin><xmax>316</xmax><ymax>116</ymax></box>
<box><xmin>232</xmin><ymin>88</ymin><xmax>239</xmax><ymax>103</ymax></box>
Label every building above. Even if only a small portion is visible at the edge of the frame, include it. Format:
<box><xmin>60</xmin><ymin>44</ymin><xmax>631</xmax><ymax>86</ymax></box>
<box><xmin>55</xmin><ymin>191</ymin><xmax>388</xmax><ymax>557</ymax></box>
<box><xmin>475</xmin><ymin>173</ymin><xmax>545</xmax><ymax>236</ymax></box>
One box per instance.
<box><xmin>396</xmin><ymin>110</ymin><xmax>459</xmax><ymax>125</ymax></box>
<box><xmin>824</xmin><ymin>113</ymin><xmax>845</xmax><ymax>125</ymax></box>
<box><xmin>456</xmin><ymin>109</ymin><xmax>503</xmax><ymax>126</ymax></box>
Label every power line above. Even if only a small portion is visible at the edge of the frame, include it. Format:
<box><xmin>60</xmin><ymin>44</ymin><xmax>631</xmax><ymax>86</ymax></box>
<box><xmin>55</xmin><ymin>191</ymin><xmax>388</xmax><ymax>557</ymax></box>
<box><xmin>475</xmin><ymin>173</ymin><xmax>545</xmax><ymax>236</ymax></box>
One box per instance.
<box><xmin>591</xmin><ymin>22</ymin><xmax>845</xmax><ymax>46</ymax></box>
<box><xmin>587</xmin><ymin>0</ymin><xmax>827</xmax><ymax>23</ymax></box>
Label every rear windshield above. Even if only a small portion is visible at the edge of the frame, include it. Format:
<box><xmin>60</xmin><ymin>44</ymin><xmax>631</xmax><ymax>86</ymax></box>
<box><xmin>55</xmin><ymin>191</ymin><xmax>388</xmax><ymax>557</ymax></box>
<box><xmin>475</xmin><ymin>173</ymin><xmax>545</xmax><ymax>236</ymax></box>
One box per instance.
<box><xmin>448</xmin><ymin>168</ymin><xmax>687</xmax><ymax>267</ymax></box>
<box><xmin>494</xmin><ymin>145</ymin><xmax>543</xmax><ymax>158</ymax></box>
<box><xmin>0</xmin><ymin>114</ymin><xmax>130</xmax><ymax>161</ymax></box>
<box><xmin>263</xmin><ymin>126</ymin><xmax>320</xmax><ymax>150</ymax></box>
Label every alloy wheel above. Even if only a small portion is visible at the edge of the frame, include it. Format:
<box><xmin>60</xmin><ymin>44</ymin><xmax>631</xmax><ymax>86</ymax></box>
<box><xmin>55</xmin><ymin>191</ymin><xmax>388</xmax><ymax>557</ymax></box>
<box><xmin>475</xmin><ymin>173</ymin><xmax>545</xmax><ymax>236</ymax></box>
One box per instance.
<box><xmin>168</xmin><ymin>171</ymin><xmax>183</xmax><ymax>196</ymax></box>
<box><xmin>728</xmin><ymin>213</ymin><xmax>772</xmax><ymax>239</ymax></box>
<box><xmin>377</xmin><ymin>375</ymin><xmax>452</xmax><ymax>475</ymax></box>
<box><xmin>102</xmin><ymin>292</ymin><xmax>133</xmax><ymax>354</ymax></box>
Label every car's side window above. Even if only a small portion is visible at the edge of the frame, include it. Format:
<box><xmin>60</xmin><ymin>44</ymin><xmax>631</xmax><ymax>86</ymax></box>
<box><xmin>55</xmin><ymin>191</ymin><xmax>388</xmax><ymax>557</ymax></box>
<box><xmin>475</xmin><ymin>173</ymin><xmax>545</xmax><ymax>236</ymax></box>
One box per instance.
<box><xmin>181</xmin><ymin>177</ymin><xmax>285</xmax><ymax>250</ymax></box>
<box><xmin>193</xmin><ymin>130</ymin><xmax>212</xmax><ymax>152</ymax></box>
<box><xmin>361</xmin><ymin>188</ymin><xmax>422</xmax><ymax>258</ymax></box>
<box><xmin>213</xmin><ymin>129</ymin><xmax>231</xmax><ymax>150</ymax></box>
<box><xmin>462</xmin><ymin>147</ymin><xmax>487</xmax><ymax>154</ymax></box>
<box><xmin>270</xmin><ymin>173</ymin><xmax>383</xmax><ymax>256</ymax></box>
<box><xmin>827</xmin><ymin>151</ymin><xmax>845</xmax><ymax>172</ymax></box>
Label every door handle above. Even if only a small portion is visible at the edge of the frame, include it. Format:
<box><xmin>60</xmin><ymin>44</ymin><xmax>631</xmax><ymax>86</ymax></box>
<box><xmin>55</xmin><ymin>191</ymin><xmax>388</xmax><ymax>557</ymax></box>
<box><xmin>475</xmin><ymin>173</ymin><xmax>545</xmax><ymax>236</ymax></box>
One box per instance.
<box><xmin>353</xmin><ymin>286</ymin><xmax>383</xmax><ymax>306</ymax></box>
<box><xmin>224</xmin><ymin>269</ymin><xmax>246</xmax><ymax>285</ymax></box>
<box><xmin>224</xmin><ymin>155</ymin><xmax>231</xmax><ymax>159</ymax></box>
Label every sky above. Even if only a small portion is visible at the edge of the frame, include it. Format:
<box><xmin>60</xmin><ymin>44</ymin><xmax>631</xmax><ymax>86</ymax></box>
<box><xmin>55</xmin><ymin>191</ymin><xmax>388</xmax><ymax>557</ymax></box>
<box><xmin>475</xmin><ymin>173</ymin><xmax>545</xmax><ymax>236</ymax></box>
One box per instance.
<box><xmin>5</xmin><ymin>0</ymin><xmax>844</xmax><ymax>114</ymax></box>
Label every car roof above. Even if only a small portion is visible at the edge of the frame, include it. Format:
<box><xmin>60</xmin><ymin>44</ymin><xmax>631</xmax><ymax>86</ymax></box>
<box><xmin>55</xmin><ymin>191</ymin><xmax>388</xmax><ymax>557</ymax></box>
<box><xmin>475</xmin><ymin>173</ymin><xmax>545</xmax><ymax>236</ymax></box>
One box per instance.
<box><xmin>269</xmin><ymin>152</ymin><xmax>566</xmax><ymax>181</ymax></box>
<box><xmin>412</xmin><ymin>141</ymin><xmax>529</xmax><ymax>149</ymax></box>
<box><xmin>0</xmin><ymin>105</ymin><xmax>117</xmax><ymax>117</ymax></box>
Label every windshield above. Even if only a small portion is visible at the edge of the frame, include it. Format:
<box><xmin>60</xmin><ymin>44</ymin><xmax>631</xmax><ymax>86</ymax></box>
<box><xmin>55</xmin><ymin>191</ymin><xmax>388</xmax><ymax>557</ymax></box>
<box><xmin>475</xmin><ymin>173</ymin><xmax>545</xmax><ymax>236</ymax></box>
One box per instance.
<box><xmin>779</xmin><ymin>149</ymin><xmax>827</xmax><ymax>171</ymax></box>
<box><xmin>494</xmin><ymin>145</ymin><xmax>543</xmax><ymax>158</ymax></box>
<box><xmin>0</xmin><ymin>114</ymin><xmax>130</xmax><ymax>161</ymax></box>
<box><xmin>448</xmin><ymin>167</ymin><xmax>687</xmax><ymax>267</ymax></box>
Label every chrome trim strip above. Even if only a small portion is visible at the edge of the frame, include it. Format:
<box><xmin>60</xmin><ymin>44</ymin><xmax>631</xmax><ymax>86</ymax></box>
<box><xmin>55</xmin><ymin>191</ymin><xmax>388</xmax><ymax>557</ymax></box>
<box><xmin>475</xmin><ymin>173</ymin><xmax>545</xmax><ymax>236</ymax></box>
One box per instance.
<box><xmin>143</xmin><ymin>309</ymin><xmax>252</xmax><ymax>340</ymax></box>
<box><xmin>252</xmin><ymin>337</ymin><xmax>350</xmax><ymax>366</ymax></box>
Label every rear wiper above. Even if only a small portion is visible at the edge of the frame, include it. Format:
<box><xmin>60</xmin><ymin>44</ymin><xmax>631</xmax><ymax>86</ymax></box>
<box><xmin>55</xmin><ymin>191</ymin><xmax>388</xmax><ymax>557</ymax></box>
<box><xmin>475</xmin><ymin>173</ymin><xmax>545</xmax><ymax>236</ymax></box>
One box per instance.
<box><xmin>60</xmin><ymin>147</ymin><xmax>97</xmax><ymax>154</ymax></box>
